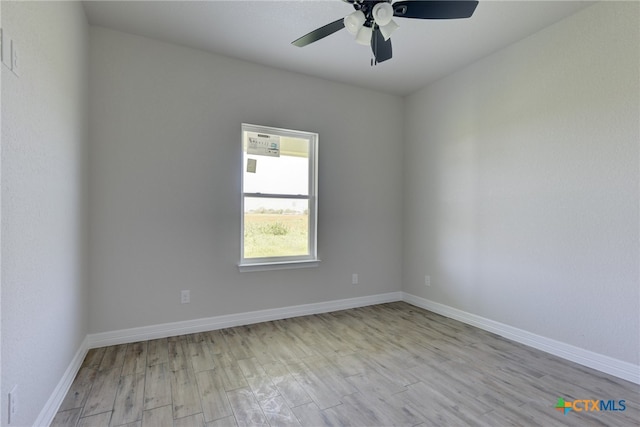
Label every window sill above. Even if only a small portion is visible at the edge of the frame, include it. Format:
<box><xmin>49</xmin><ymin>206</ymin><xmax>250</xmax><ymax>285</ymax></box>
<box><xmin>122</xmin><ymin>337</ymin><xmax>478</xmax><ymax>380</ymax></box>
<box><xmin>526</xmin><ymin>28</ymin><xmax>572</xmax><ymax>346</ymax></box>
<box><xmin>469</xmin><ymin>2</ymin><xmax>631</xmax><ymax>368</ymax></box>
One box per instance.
<box><xmin>238</xmin><ymin>259</ymin><xmax>321</xmax><ymax>272</ymax></box>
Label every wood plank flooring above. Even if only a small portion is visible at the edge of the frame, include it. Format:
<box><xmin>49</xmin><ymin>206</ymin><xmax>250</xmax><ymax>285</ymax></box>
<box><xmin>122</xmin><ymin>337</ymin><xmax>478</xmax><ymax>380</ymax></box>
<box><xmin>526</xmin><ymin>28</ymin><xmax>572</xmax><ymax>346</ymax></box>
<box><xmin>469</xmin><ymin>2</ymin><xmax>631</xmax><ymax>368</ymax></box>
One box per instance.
<box><xmin>51</xmin><ymin>302</ymin><xmax>639</xmax><ymax>426</ymax></box>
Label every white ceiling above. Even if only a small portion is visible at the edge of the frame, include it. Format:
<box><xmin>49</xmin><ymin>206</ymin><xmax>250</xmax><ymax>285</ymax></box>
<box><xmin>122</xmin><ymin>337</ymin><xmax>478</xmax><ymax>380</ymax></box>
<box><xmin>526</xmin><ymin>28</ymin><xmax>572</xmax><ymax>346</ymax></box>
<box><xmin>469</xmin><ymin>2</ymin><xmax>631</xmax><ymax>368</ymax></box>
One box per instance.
<box><xmin>83</xmin><ymin>0</ymin><xmax>596</xmax><ymax>96</ymax></box>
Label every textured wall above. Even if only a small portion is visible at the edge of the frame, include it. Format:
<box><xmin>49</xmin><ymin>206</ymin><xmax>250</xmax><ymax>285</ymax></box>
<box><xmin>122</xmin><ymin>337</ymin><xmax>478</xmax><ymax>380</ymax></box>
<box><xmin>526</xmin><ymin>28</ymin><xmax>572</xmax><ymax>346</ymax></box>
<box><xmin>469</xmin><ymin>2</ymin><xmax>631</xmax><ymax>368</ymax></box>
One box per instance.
<box><xmin>1</xmin><ymin>2</ymin><xmax>89</xmax><ymax>425</ymax></box>
<box><xmin>88</xmin><ymin>27</ymin><xmax>404</xmax><ymax>333</ymax></box>
<box><xmin>403</xmin><ymin>1</ymin><xmax>639</xmax><ymax>364</ymax></box>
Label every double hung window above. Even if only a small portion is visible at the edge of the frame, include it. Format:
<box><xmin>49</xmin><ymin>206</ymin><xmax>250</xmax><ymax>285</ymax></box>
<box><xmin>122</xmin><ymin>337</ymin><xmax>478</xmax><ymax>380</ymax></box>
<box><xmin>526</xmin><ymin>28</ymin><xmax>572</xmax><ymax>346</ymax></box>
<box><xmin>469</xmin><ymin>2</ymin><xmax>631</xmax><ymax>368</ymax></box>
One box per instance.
<box><xmin>239</xmin><ymin>124</ymin><xmax>319</xmax><ymax>271</ymax></box>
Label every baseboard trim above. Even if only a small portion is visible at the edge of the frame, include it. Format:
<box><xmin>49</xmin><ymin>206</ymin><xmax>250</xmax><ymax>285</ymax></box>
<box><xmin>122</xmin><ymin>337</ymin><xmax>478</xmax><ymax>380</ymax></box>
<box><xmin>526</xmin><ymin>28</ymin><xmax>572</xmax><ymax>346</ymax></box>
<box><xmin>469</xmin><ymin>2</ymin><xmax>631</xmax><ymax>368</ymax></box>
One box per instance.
<box><xmin>42</xmin><ymin>290</ymin><xmax>638</xmax><ymax>424</ymax></box>
<box><xmin>402</xmin><ymin>292</ymin><xmax>640</xmax><ymax>385</ymax></box>
<box><xmin>34</xmin><ymin>335</ymin><xmax>89</xmax><ymax>426</ymax></box>
<box><xmin>87</xmin><ymin>292</ymin><xmax>403</xmax><ymax>348</ymax></box>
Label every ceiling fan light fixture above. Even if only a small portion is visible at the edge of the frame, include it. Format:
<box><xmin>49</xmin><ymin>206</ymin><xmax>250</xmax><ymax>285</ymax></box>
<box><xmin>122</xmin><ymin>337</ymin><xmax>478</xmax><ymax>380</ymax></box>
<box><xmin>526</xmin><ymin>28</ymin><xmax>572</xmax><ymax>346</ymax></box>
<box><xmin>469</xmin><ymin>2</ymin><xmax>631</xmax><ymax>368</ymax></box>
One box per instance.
<box><xmin>344</xmin><ymin>10</ymin><xmax>366</xmax><ymax>35</ymax></box>
<box><xmin>291</xmin><ymin>0</ymin><xmax>480</xmax><ymax>64</ymax></box>
<box><xmin>355</xmin><ymin>25</ymin><xmax>373</xmax><ymax>45</ymax></box>
<box><xmin>378</xmin><ymin>19</ymin><xmax>399</xmax><ymax>41</ymax></box>
<box><xmin>372</xmin><ymin>2</ymin><xmax>394</xmax><ymax>26</ymax></box>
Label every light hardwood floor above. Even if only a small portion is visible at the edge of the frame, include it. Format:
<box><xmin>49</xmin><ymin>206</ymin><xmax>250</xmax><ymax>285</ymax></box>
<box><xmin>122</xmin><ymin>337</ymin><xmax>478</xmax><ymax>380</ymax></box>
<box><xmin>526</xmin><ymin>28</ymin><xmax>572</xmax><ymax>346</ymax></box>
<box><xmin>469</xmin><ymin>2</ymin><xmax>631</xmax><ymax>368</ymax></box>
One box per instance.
<box><xmin>51</xmin><ymin>302</ymin><xmax>638</xmax><ymax>426</ymax></box>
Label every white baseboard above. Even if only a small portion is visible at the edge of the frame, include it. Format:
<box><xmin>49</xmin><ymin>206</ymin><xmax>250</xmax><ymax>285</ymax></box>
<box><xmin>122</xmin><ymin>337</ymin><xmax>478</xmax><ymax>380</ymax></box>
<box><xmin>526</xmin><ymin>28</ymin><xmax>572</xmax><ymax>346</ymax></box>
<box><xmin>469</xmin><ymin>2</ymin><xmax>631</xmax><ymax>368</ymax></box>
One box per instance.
<box><xmin>41</xmin><ymin>290</ymin><xmax>638</xmax><ymax>425</ymax></box>
<box><xmin>88</xmin><ymin>291</ymin><xmax>639</xmax><ymax>384</ymax></box>
<box><xmin>402</xmin><ymin>292</ymin><xmax>640</xmax><ymax>385</ymax></box>
<box><xmin>34</xmin><ymin>335</ymin><xmax>89</xmax><ymax>427</ymax></box>
<box><xmin>87</xmin><ymin>292</ymin><xmax>403</xmax><ymax>348</ymax></box>
<box><xmin>34</xmin><ymin>293</ymin><xmax>401</xmax><ymax>425</ymax></box>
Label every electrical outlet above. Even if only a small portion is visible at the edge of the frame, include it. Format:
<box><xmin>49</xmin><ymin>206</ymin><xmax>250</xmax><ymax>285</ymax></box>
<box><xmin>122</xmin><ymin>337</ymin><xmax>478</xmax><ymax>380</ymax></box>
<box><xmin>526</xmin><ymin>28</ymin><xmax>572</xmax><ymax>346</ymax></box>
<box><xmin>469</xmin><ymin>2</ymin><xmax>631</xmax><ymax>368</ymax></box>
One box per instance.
<box><xmin>181</xmin><ymin>290</ymin><xmax>190</xmax><ymax>304</ymax></box>
<box><xmin>352</xmin><ymin>274</ymin><xmax>359</xmax><ymax>285</ymax></box>
<box><xmin>425</xmin><ymin>275</ymin><xmax>431</xmax><ymax>287</ymax></box>
<box><xmin>8</xmin><ymin>385</ymin><xmax>18</xmax><ymax>425</ymax></box>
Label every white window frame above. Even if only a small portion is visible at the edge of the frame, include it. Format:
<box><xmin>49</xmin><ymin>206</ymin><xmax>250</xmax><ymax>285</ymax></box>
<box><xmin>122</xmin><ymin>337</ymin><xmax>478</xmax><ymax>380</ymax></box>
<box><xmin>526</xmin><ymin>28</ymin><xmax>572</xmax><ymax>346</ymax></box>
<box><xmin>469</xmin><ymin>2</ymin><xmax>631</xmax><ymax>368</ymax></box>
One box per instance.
<box><xmin>238</xmin><ymin>123</ymin><xmax>319</xmax><ymax>272</ymax></box>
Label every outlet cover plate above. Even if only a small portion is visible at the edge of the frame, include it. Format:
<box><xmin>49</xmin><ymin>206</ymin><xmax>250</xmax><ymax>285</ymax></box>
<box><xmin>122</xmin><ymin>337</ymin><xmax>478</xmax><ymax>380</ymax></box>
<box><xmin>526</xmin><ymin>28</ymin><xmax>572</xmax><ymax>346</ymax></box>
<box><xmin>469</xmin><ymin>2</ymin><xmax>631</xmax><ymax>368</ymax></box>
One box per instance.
<box><xmin>181</xmin><ymin>290</ymin><xmax>190</xmax><ymax>304</ymax></box>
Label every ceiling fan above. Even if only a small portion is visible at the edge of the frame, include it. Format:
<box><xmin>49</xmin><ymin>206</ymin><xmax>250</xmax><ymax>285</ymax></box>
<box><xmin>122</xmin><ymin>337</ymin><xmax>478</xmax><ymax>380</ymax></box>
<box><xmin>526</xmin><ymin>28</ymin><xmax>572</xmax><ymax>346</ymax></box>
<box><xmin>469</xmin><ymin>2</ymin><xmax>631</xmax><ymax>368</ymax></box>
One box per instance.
<box><xmin>292</xmin><ymin>0</ymin><xmax>479</xmax><ymax>65</ymax></box>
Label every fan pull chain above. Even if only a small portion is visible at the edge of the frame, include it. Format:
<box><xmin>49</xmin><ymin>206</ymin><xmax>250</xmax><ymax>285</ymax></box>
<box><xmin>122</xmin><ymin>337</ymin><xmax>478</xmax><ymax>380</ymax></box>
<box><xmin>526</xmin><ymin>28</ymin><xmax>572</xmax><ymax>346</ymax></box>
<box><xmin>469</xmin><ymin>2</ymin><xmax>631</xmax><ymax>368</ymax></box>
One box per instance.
<box><xmin>371</xmin><ymin>30</ymin><xmax>378</xmax><ymax>66</ymax></box>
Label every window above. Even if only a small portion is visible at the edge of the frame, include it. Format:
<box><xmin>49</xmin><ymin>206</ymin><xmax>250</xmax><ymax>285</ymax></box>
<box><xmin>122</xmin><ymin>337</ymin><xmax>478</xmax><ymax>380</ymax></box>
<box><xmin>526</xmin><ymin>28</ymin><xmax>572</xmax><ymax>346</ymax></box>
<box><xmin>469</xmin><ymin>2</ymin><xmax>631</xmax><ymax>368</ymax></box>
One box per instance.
<box><xmin>239</xmin><ymin>124</ymin><xmax>319</xmax><ymax>271</ymax></box>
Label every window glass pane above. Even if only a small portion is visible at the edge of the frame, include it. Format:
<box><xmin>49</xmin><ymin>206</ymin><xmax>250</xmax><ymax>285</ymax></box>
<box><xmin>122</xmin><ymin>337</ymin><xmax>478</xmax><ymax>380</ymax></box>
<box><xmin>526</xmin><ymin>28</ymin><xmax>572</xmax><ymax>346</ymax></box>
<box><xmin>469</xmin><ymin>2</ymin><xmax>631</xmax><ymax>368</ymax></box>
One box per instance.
<box><xmin>243</xmin><ymin>134</ymin><xmax>309</xmax><ymax>196</ymax></box>
<box><xmin>244</xmin><ymin>197</ymin><xmax>309</xmax><ymax>258</ymax></box>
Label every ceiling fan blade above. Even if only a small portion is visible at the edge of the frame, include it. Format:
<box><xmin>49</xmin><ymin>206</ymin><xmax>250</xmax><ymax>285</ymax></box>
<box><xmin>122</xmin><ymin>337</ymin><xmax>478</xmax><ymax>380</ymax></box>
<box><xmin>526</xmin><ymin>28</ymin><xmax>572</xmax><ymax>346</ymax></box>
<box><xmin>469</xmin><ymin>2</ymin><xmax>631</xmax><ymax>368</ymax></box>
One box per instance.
<box><xmin>393</xmin><ymin>1</ymin><xmax>478</xmax><ymax>19</ymax></box>
<box><xmin>292</xmin><ymin>18</ymin><xmax>346</xmax><ymax>47</ymax></box>
<box><xmin>371</xmin><ymin>28</ymin><xmax>392</xmax><ymax>63</ymax></box>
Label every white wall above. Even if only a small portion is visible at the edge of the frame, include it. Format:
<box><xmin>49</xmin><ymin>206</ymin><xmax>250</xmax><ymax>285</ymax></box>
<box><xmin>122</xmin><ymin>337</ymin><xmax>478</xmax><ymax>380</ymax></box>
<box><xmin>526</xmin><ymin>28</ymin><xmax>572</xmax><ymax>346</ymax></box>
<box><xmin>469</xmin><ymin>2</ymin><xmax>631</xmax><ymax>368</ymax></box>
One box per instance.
<box><xmin>1</xmin><ymin>1</ymin><xmax>89</xmax><ymax>425</ymax></box>
<box><xmin>3</xmin><ymin>3</ymin><xmax>636</xmax><ymax>421</ymax></box>
<box><xmin>403</xmin><ymin>1</ymin><xmax>639</xmax><ymax>365</ymax></box>
<box><xmin>88</xmin><ymin>27</ymin><xmax>404</xmax><ymax>333</ymax></box>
